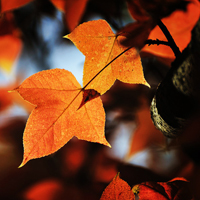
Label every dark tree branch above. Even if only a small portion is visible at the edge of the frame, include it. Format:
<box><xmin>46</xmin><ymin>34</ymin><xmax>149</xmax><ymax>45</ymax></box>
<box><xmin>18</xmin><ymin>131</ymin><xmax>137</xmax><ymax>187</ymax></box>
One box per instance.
<box><xmin>157</xmin><ymin>19</ymin><xmax>181</xmax><ymax>58</ymax></box>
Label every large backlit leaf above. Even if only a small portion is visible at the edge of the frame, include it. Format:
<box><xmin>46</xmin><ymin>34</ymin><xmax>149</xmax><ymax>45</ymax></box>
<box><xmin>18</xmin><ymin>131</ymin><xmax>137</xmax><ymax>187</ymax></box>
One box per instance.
<box><xmin>65</xmin><ymin>19</ymin><xmax>149</xmax><ymax>95</ymax></box>
<box><xmin>13</xmin><ymin>68</ymin><xmax>110</xmax><ymax>167</ymax></box>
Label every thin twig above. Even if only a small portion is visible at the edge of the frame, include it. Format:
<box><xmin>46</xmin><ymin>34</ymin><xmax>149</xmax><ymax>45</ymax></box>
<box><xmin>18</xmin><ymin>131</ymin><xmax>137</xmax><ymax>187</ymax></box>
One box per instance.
<box><xmin>145</xmin><ymin>39</ymin><xmax>170</xmax><ymax>46</ymax></box>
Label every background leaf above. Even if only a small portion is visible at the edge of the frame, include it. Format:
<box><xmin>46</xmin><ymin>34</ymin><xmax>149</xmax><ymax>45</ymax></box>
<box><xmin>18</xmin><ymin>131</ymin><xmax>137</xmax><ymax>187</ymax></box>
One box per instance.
<box><xmin>50</xmin><ymin>0</ymin><xmax>89</xmax><ymax>31</ymax></box>
<box><xmin>1</xmin><ymin>0</ymin><xmax>32</xmax><ymax>13</ymax></box>
<box><xmin>126</xmin><ymin>99</ymin><xmax>165</xmax><ymax>159</ymax></box>
<box><xmin>100</xmin><ymin>173</ymin><xmax>135</xmax><ymax>200</ymax></box>
<box><xmin>141</xmin><ymin>0</ymin><xmax>200</xmax><ymax>63</ymax></box>
<box><xmin>133</xmin><ymin>177</ymin><xmax>193</xmax><ymax>200</ymax></box>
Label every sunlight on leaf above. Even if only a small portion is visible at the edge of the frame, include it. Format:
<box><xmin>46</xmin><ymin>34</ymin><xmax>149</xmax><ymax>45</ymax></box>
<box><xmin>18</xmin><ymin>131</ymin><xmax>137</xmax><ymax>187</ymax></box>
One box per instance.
<box><xmin>12</xmin><ymin>69</ymin><xmax>110</xmax><ymax>167</ymax></box>
<box><xmin>65</xmin><ymin>19</ymin><xmax>149</xmax><ymax>95</ymax></box>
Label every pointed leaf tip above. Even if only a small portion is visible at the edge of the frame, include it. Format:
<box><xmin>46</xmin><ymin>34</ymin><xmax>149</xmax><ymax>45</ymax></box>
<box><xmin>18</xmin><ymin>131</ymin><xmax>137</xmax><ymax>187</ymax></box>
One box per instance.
<box><xmin>18</xmin><ymin>163</ymin><xmax>24</xmax><ymax>168</ymax></box>
<box><xmin>144</xmin><ymin>80</ymin><xmax>150</xmax><ymax>88</ymax></box>
<box><xmin>102</xmin><ymin>139</ymin><xmax>111</xmax><ymax>148</ymax></box>
<box><xmin>18</xmin><ymin>158</ymin><xmax>27</xmax><ymax>168</ymax></box>
<box><xmin>63</xmin><ymin>34</ymin><xmax>69</xmax><ymax>39</ymax></box>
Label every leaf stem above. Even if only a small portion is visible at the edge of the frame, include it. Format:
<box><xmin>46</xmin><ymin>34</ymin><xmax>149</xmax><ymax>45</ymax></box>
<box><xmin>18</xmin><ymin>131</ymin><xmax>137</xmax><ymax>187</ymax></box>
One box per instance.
<box><xmin>157</xmin><ymin>19</ymin><xmax>181</xmax><ymax>58</ymax></box>
<box><xmin>83</xmin><ymin>45</ymin><xmax>134</xmax><ymax>90</ymax></box>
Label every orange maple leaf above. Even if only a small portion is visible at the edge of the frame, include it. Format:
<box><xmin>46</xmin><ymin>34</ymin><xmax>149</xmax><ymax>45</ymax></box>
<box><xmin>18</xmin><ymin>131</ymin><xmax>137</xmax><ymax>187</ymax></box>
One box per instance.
<box><xmin>13</xmin><ymin>68</ymin><xmax>110</xmax><ymax>167</ymax></box>
<box><xmin>1</xmin><ymin>0</ymin><xmax>33</xmax><ymax>12</ymax></box>
<box><xmin>65</xmin><ymin>19</ymin><xmax>149</xmax><ymax>95</ymax></box>
<box><xmin>132</xmin><ymin>177</ymin><xmax>193</xmax><ymax>200</ymax></box>
<box><xmin>141</xmin><ymin>0</ymin><xmax>200</xmax><ymax>62</ymax></box>
<box><xmin>100</xmin><ymin>173</ymin><xmax>135</xmax><ymax>200</ymax></box>
<box><xmin>50</xmin><ymin>0</ymin><xmax>89</xmax><ymax>31</ymax></box>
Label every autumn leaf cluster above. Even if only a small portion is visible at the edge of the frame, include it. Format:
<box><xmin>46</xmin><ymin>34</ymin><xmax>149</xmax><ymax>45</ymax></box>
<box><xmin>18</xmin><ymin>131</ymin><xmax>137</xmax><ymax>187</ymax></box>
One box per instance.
<box><xmin>0</xmin><ymin>0</ymin><xmax>200</xmax><ymax>199</ymax></box>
